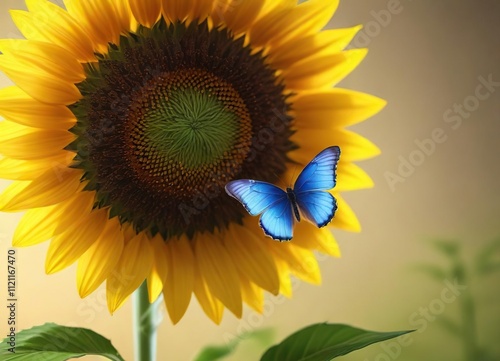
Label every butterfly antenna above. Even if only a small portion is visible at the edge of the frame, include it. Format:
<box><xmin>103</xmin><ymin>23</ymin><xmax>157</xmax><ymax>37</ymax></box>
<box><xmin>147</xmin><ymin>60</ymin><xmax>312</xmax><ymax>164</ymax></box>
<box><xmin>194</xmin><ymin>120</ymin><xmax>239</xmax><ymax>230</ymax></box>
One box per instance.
<box><xmin>270</xmin><ymin>170</ymin><xmax>287</xmax><ymax>188</ymax></box>
<box><xmin>289</xmin><ymin>164</ymin><xmax>300</xmax><ymax>187</ymax></box>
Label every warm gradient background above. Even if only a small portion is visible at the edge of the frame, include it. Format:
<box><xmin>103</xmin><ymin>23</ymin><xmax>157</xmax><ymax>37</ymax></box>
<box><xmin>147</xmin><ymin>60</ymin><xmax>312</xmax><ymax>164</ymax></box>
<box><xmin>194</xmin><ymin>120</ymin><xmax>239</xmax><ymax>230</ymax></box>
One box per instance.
<box><xmin>1</xmin><ymin>1</ymin><xmax>499</xmax><ymax>360</ymax></box>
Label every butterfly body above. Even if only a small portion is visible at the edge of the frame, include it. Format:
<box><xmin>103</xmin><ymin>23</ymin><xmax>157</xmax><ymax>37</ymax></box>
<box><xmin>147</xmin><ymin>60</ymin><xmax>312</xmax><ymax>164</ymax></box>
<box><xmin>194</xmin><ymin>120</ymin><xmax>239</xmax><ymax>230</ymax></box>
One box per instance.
<box><xmin>225</xmin><ymin>146</ymin><xmax>340</xmax><ymax>241</ymax></box>
<box><xmin>286</xmin><ymin>187</ymin><xmax>301</xmax><ymax>222</ymax></box>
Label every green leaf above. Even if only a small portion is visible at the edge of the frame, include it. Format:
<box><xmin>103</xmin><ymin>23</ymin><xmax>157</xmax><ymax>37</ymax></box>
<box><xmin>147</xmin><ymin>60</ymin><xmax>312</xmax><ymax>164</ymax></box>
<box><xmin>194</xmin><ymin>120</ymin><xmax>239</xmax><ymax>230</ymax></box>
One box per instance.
<box><xmin>475</xmin><ymin>348</ymin><xmax>499</xmax><ymax>361</ymax></box>
<box><xmin>436</xmin><ymin>316</ymin><xmax>461</xmax><ymax>337</ymax></box>
<box><xmin>194</xmin><ymin>328</ymin><xmax>275</xmax><ymax>361</ymax></box>
<box><xmin>411</xmin><ymin>263</ymin><xmax>448</xmax><ymax>281</ymax></box>
<box><xmin>260</xmin><ymin>323</ymin><xmax>413</xmax><ymax>361</ymax></box>
<box><xmin>429</xmin><ymin>239</ymin><xmax>461</xmax><ymax>259</ymax></box>
<box><xmin>1</xmin><ymin>323</ymin><xmax>124</xmax><ymax>361</ymax></box>
<box><xmin>475</xmin><ymin>237</ymin><xmax>500</xmax><ymax>276</ymax></box>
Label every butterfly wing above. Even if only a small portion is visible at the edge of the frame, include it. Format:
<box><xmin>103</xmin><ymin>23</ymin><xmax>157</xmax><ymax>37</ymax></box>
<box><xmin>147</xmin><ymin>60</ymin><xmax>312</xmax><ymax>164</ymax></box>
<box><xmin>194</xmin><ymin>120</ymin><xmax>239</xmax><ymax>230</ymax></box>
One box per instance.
<box><xmin>259</xmin><ymin>197</ymin><xmax>294</xmax><ymax>241</ymax></box>
<box><xmin>295</xmin><ymin>191</ymin><xmax>337</xmax><ymax>227</ymax></box>
<box><xmin>294</xmin><ymin>146</ymin><xmax>341</xmax><ymax>193</ymax></box>
<box><xmin>294</xmin><ymin>146</ymin><xmax>341</xmax><ymax>227</ymax></box>
<box><xmin>225</xmin><ymin>180</ymin><xmax>294</xmax><ymax>241</ymax></box>
<box><xmin>225</xmin><ymin>179</ymin><xmax>287</xmax><ymax>216</ymax></box>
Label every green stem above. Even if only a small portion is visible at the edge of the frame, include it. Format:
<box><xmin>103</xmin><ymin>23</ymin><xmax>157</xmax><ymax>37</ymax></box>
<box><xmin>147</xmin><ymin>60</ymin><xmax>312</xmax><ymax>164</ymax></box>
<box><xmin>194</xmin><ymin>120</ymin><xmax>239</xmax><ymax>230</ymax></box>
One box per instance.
<box><xmin>454</xmin><ymin>259</ymin><xmax>478</xmax><ymax>361</ymax></box>
<box><xmin>462</xmin><ymin>291</ymin><xmax>477</xmax><ymax>361</ymax></box>
<box><xmin>133</xmin><ymin>281</ymin><xmax>157</xmax><ymax>361</ymax></box>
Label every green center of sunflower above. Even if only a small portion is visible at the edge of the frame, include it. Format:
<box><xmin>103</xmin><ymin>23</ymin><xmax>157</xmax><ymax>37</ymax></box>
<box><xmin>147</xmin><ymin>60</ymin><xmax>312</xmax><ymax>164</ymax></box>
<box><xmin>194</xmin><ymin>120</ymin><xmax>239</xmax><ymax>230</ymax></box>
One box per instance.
<box><xmin>143</xmin><ymin>89</ymin><xmax>238</xmax><ymax>168</ymax></box>
<box><xmin>68</xmin><ymin>19</ymin><xmax>294</xmax><ymax>239</ymax></box>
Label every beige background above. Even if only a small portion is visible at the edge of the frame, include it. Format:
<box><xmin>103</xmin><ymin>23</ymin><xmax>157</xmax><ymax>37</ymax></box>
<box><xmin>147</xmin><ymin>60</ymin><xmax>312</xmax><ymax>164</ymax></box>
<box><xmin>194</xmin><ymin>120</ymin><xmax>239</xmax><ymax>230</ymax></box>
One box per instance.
<box><xmin>1</xmin><ymin>0</ymin><xmax>499</xmax><ymax>360</ymax></box>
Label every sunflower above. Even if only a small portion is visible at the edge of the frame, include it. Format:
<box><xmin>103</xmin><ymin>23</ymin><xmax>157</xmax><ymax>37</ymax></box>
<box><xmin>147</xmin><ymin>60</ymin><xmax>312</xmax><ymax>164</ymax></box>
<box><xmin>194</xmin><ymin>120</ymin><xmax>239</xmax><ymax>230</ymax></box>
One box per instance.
<box><xmin>0</xmin><ymin>0</ymin><xmax>385</xmax><ymax>324</ymax></box>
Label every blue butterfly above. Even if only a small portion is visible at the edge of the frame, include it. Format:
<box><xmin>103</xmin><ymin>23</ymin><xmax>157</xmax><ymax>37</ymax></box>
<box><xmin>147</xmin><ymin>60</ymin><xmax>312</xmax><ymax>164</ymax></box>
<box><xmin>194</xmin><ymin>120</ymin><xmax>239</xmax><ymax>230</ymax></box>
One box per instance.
<box><xmin>225</xmin><ymin>146</ymin><xmax>340</xmax><ymax>241</ymax></box>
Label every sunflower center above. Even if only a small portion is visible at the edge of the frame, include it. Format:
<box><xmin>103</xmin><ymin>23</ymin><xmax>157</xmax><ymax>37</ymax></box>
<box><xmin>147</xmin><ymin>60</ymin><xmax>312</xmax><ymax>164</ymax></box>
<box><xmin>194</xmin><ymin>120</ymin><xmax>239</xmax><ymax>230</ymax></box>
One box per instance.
<box><xmin>69</xmin><ymin>19</ymin><xmax>294</xmax><ymax>239</ymax></box>
<box><xmin>143</xmin><ymin>88</ymin><xmax>238</xmax><ymax>168</ymax></box>
<box><xmin>125</xmin><ymin>68</ymin><xmax>252</xmax><ymax>193</ymax></box>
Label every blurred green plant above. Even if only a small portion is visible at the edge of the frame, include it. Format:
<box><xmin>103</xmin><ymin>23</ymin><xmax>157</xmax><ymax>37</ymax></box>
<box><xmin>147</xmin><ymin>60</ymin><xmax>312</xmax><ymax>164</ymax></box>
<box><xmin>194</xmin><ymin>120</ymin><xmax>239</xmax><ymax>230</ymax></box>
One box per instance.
<box><xmin>415</xmin><ymin>237</ymin><xmax>500</xmax><ymax>361</ymax></box>
<box><xmin>193</xmin><ymin>328</ymin><xmax>275</xmax><ymax>361</ymax></box>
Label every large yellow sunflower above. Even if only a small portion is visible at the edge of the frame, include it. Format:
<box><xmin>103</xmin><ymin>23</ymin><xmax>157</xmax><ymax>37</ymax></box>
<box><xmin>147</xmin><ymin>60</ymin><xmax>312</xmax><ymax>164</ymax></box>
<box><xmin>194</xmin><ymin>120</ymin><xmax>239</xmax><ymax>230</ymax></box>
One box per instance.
<box><xmin>0</xmin><ymin>0</ymin><xmax>385</xmax><ymax>324</ymax></box>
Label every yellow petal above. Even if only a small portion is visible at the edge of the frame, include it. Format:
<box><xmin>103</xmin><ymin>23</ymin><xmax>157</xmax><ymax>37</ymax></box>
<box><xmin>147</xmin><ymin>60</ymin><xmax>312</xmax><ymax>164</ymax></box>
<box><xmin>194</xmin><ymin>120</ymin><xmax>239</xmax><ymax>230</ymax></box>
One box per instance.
<box><xmin>269</xmin><ymin>26</ymin><xmax>362</xmax><ymax>68</ymax></box>
<box><xmin>8</xmin><ymin>10</ymin><xmax>45</xmax><ymax>42</ymax></box>
<box><xmin>114</xmin><ymin>0</ymin><xmax>138</xmax><ymax>33</ymax></box>
<box><xmin>0</xmin><ymin>168</ymin><xmax>83</xmax><ymax>211</ymax></box>
<box><xmin>12</xmin><ymin>204</ymin><xmax>59</xmax><ymax>247</ymax></box>
<box><xmin>122</xmin><ymin>223</ymin><xmax>138</xmax><ymax>243</ymax></box>
<box><xmin>10</xmin><ymin>3</ymin><xmax>95</xmax><ymax>62</ymax></box>
<box><xmin>220</xmin><ymin>0</ymin><xmax>266</xmax><ymax>35</ymax></box>
<box><xmin>258</xmin><ymin>0</ymin><xmax>296</xmax><ymax>18</ymax></box>
<box><xmin>0</xmin><ymin>122</ymin><xmax>74</xmax><ymax>160</ymax></box>
<box><xmin>259</xmin><ymin>0</ymin><xmax>297</xmax><ymax>13</ymax></box>
<box><xmin>245</xmin><ymin>216</ymin><xmax>292</xmax><ymax>297</ymax></box>
<box><xmin>0</xmin><ymin>54</ymin><xmax>82</xmax><ymax>105</ymax></box>
<box><xmin>0</xmin><ymin>39</ymin><xmax>84</xmax><ymax>83</ymax></box>
<box><xmin>293</xmin><ymin>222</ymin><xmax>341</xmax><ymax>257</ymax></box>
<box><xmin>225</xmin><ymin>223</ymin><xmax>279</xmax><ymax>295</ymax></box>
<box><xmin>268</xmin><ymin>243</ymin><xmax>321</xmax><ymax>285</ymax></box>
<box><xmin>330</xmin><ymin>194</ymin><xmax>361</xmax><ymax>232</ymax></box>
<box><xmin>240</xmin><ymin>276</ymin><xmax>264</xmax><ymax>313</ymax></box>
<box><xmin>290</xmin><ymin>129</ymin><xmax>380</xmax><ymax>162</ymax></box>
<box><xmin>163</xmin><ymin>237</ymin><xmax>195</xmax><ymax>324</ymax></box>
<box><xmin>12</xmin><ymin>190</ymin><xmax>94</xmax><ymax>247</ymax></box>
<box><xmin>283</xmin><ymin>49</ymin><xmax>367</xmax><ymax>90</ymax></box>
<box><xmin>0</xmin><ymin>153</ymin><xmax>72</xmax><ymax>180</ymax></box>
<box><xmin>193</xmin><ymin>265</ymin><xmax>224</xmax><ymax>324</ymax></box>
<box><xmin>250</xmin><ymin>0</ymin><xmax>338</xmax><ymax>48</ymax></box>
<box><xmin>51</xmin><ymin>190</ymin><xmax>95</xmax><ymax>234</ymax></box>
<box><xmin>0</xmin><ymin>87</ymin><xmax>76</xmax><ymax>130</ymax></box>
<box><xmin>293</xmin><ymin>88</ymin><xmax>386</xmax><ymax>129</ymax></box>
<box><xmin>106</xmin><ymin>232</ymin><xmax>153</xmax><ymax>313</ymax></box>
<box><xmin>195</xmin><ymin>233</ymin><xmax>242</xmax><ymax>318</ymax></box>
<box><xmin>0</xmin><ymin>120</ymin><xmax>30</xmax><ymax>139</ymax></box>
<box><xmin>336</xmin><ymin>161</ymin><xmax>374</xmax><ymax>191</ymax></box>
<box><xmin>129</xmin><ymin>0</ymin><xmax>161</xmax><ymax>27</ymax></box>
<box><xmin>146</xmin><ymin>234</ymin><xmax>169</xmax><ymax>303</ymax></box>
<box><xmin>0</xmin><ymin>181</ymin><xmax>30</xmax><ymax>213</ymax></box>
<box><xmin>64</xmin><ymin>0</ymin><xmax>125</xmax><ymax>51</ymax></box>
<box><xmin>64</xmin><ymin>0</ymin><xmax>137</xmax><ymax>36</ymax></box>
<box><xmin>45</xmin><ymin>208</ymin><xmax>108</xmax><ymax>274</ymax></box>
<box><xmin>162</xmin><ymin>0</ymin><xmax>214</xmax><ymax>23</ymax></box>
<box><xmin>26</xmin><ymin>0</ymin><xmax>96</xmax><ymax>58</ymax></box>
<box><xmin>273</xmin><ymin>256</ymin><xmax>292</xmax><ymax>297</ymax></box>
<box><xmin>77</xmin><ymin>217</ymin><xmax>124</xmax><ymax>298</ymax></box>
